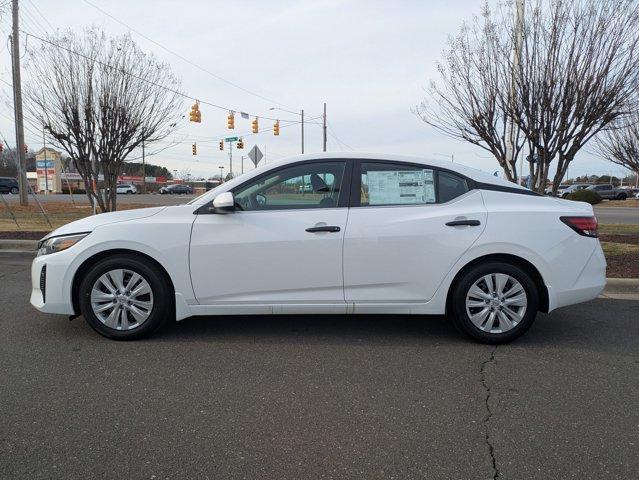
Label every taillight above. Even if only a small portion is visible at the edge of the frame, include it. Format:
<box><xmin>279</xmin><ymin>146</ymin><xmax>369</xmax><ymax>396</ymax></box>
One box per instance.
<box><xmin>560</xmin><ymin>216</ymin><xmax>598</xmax><ymax>238</ymax></box>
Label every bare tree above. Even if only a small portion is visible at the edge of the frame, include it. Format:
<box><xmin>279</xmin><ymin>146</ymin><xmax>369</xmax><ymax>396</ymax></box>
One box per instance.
<box><xmin>419</xmin><ymin>0</ymin><xmax>639</xmax><ymax>193</ymax></box>
<box><xmin>25</xmin><ymin>28</ymin><xmax>183</xmax><ymax>211</ymax></box>
<box><xmin>595</xmin><ymin>115</ymin><xmax>639</xmax><ymax>178</ymax></box>
<box><xmin>512</xmin><ymin>0</ymin><xmax>639</xmax><ymax>193</ymax></box>
<box><xmin>415</xmin><ymin>3</ymin><xmax>526</xmax><ymax>182</ymax></box>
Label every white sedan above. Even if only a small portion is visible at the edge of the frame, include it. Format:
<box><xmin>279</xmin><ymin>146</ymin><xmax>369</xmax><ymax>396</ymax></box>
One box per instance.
<box><xmin>30</xmin><ymin>153</ymin><xmax>606</xmax><ymax>343</ymax></box>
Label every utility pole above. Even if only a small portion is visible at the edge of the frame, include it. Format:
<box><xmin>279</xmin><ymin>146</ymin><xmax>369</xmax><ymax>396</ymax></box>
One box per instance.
<box><xmin>228</xmin><ymin>140</ymin><xmax>233</xmax><ymax>177</ymax></box>
<box><xmin>241</xmin><ymin>155</ymin><xmax>244</xmax><ymax>174</ymax></box>
<box><xmin>219</xmin><ymin>166</ymin><xmax>224</xmax><ymax>183</ymax></box>
<box><xmin>506</xmin><ymin>0</ymin><xmax>524</xmax><ymax>184</ymax></box>
<box><xmin>301</xmin><ymin>109</ymin><xmax>305</xmax><ymax>154</ymax></box>
<box><xmin>322</xmin><ymin>102</ymin><xmax>327</xmax><ymax>152</ymax></box>
<box><xmin>11</xmin><ymin>0</ymin><xmax>28</xmax><ymax>205</ymax></box>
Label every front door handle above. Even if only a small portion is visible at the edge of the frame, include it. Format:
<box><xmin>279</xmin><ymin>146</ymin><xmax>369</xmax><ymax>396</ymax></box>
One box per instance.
<box><xmin>445</xmin><ymin>219</ymin><xmax>481</xmax><ymax>227</ymax></box>
<box><xmin>305</xmin><ymin>225</ymin><xmax>341</xmax><ymax>233</ymax></box>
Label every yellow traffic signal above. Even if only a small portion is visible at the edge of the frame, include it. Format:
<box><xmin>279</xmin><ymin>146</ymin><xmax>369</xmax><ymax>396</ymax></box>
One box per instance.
<box><xmin>189</xmin><ymin>102</ymin><xmax>201</xmax><ymax>123</ymax></box>
<box><xmin>219</xmin><ymin>140</ymin><xmax>224</xmax><ymax>151</ymax></box>
<box><xmin>273</xmin><ymin>120</ymin><xmax>280</xmax><ymax>136</ymax></box>
<box><xmin>192</xmin><ymin>143</ymin><xmax>197</xmax><ymax>155</ymax></box>
<box><xmin>237</xmin><ymin>138</ymin><xmax>244</xmax><ymax>149</ymax></box>
<box><xmin>251</xmin><ymin>117</ymin><xmax>259</xmax><ymax>134</ymax></box>
<box><xmin>227</xmin><ymin>112</ymin><xmax>234</xmax><ymax>129</ymax></box>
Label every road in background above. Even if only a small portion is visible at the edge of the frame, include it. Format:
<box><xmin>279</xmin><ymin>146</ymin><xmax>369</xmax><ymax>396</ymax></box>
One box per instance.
<box><xmin>594</xmin><ymin>206</ymin><xmax>639</xmax><ymax>224</ymax></box>
<box><xmin>1</xmin><ymin>193</ymin><xmax>195</xmax><ymax>206</ymax></box>
<box><xmin>1</xmin><ymin>251</ymin><xmax>637</xmax><ymax>480</ymax></box>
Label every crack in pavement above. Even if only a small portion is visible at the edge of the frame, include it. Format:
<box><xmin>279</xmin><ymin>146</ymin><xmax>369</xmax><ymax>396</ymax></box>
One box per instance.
<box><xmin>480</xmin><ymin>345</ymin><xmax>499</xmax><ymax>480</ymax></box>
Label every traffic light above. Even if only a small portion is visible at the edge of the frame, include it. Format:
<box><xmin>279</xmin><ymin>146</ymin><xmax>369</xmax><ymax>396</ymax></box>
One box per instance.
<box><xmin>273</xmin><ymin>120</ymin><xmax>280</xmax><ymax>136</ymax></box>
<box><xmin>192</xmin><ymin>143</ymin><xmax>197</xmax><ymax>155</ymax></box>
<box><xmin>237</xmin><ymin>138</ymin><xmax>244</xmax><ymax>149</ymax></box>
<box><xmin>189</xmin><ymin>102</ymin><xmax>201</xmax><ymax>123</ymax></box>
<box><xmin>227</xmin><ymin>112</ymin><xmax>234</xmax><ymax>129</ymax></box>
<box><xmin>23</xmin><ymin>144</ymin><xmax>28</xmax><ymax>153</ymax></box>
<box><xmin>251</xmin><ymin>117</ymin><xmax>259</xmax><ymax>134</ymax></box>
<box><xmin>219</xmin><ymin>140</ymin><xmax>224</xmax><ymax>151</ymax></box>
<box><xmin>0</xmin><ymin>144</ymin><xmax>3</xmax><ymax>152</ymax></box>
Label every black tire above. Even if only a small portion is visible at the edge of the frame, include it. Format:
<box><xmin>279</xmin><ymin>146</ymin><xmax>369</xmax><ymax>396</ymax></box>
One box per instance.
<box><xmin>78</xmin><ymin>254</ymin><xmax>172</xmax><ymax>340</ymax></box>
<box><xmin>617</xmin><ymin>193</ymin><xmax>627</xmax><ymax>200</ymax></box>
<box><xmin>10</xmin><ymin>186</ymin><xmax>19</xmax><ymax>194</ymax></box>
<box><xmin>449</xmin><ymin>261</ymin><xmax>539</xmax><ymax>344</ymax></box>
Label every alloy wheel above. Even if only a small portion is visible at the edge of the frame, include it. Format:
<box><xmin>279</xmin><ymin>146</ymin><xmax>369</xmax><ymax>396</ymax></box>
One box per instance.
<box><xmin>465</xmin><ymin>273</ymin><xmax>527</xmax><ymax>334</ymax></box>
<box><xmin>90</xmin><ymin>269</ymin><xmax>154</xmax><ymax>330</ymax></box>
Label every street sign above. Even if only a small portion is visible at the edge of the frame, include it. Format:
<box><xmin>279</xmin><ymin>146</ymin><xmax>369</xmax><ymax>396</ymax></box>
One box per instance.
<box><xmin>248</xmin><ymin>145</ymin><xmax>263</xmax><ymax>167</ymax></box>
<box><xmin>225</xmin><ymin>136</ymin><xmax>238</xmax><ymax>142</ymax></box>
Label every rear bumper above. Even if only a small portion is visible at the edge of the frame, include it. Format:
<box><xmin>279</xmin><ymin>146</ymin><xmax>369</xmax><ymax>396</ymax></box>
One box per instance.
<box><xmin>549</xmin><ymin>242</ymin><xmax>606</xmax><ymax>311</ymax></box>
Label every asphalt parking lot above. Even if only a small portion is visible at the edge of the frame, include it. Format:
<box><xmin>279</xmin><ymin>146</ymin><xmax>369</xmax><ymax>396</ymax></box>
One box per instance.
<box><xmin>1</xmin><ymin>251</ymin><xmax>638</xmax><ymax>480</ymax></box>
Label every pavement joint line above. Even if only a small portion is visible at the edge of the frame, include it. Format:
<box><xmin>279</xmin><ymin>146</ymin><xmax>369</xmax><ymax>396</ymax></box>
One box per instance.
<box><xmin>480</xmin><ymin>345</ymin><xmax>500</xmax><ymax>480</ymax></box>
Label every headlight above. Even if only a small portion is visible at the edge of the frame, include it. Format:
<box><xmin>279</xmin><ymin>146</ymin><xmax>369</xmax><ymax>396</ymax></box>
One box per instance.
<box><xmin>37</xmin><ymin>233</ymin><xmax>89</xmax><ymax>256</ymax></box>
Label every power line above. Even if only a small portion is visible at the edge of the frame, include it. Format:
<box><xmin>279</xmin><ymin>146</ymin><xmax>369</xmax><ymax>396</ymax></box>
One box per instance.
<box><xmin>20</xmin><ymin>28</ymin><xmax>299</xmax><ymax>123</ymax></box>
<box><xmin>326</xmin><ymin>121</ymin><xmax>354</xmax><ymax>150</ymax></box>
<box><xmin>25</xmin><ymin>0</ymin><xmax>55</xmax><ymax>31</ymax></box>
<box><xmin>83</xmin><ymin>0</ymin><xmax>298</xmax><ymax>111</ymax></box>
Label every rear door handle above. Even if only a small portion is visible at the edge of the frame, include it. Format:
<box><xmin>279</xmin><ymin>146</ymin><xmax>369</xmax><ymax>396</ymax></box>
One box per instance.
<box><xmin>305</xmin><ymin>225</ymin><xmax>341</xmax><ymax>233</ymax></box>
<box><xmin>445</xmin><ymin>220</ymin><xmax>481</xmax><ymax>227</ymax></box>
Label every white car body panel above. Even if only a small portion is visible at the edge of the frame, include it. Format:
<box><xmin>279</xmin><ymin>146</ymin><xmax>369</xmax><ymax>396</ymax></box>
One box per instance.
<box><xmin>190</xmin><ymin>208</ymin><xmax>348</xmax><ymax>311</ymax></box>
<box><xmin>343</xmin><ymin>190</ymin><xmax>487</xmax><ymax>305</ymax></box>
<box><xmin>30</xmin><ymin>152</ymin><xmax>606</xmax><ymax>324</ymax></box>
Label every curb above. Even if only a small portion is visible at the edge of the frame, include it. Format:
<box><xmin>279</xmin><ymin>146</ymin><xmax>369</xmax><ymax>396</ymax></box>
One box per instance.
<box><xmin>0</xmin><ymin>239</ymin><xmax>38</xmax><ymax>252</ymax></box>
<box><xmin>601</xmin><ymin>278</ymin><xmax>639</xmax><ymax>299</ymax></box>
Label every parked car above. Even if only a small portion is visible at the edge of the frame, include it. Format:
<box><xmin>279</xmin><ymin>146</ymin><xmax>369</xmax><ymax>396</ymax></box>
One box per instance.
<box><xmin>116</xmin><ymin>184</ymin><xmax>137</xmax><ymax>194</ymax></box>
<box><xmin>545</xmin><ymin>184</ymin><xmax>571</xmax><ymax>196</ymax></box>
<box><xmin>558</xmin><ymin>184</ymin><xmax>591</xmax><ymax>198</ymax></box>
<box><xmin>585</xmin><ymin>184</ymin><xmax>631</xmax><ymax>200</ymax></box>
<box><xmin>159</xmin><ymin>184</ymin><xmax>193</xmax><ymax>195</ymax></box>
<box><xmin>30</xmin><ymin>153</ymin><xmax>605</xmax><ymax>344</ymax></box>
<box><xmin>0</xmin><ymin>176</ymin><xmax>19</xmax><ymax>194</ymax></box>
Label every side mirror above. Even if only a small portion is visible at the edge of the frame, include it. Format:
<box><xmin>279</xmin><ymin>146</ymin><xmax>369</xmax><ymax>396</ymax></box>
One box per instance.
<box><xmin>212</xmin><ymin>191</ymin><xmax>235</xmax><ymax>214</ymax></box>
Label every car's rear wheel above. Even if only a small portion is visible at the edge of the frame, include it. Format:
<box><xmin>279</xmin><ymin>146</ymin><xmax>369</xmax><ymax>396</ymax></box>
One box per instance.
<box><xmin>617</xmin><ymin>193</ymin><xmax>627</xmax><ymax>200</ymax></box>
<box><xmin>78</xmin><ymin>255</ymin><xmax>172</xmax><ymax>340</ymax></box>
<box><xmin>450</xmin><ymin>262</ymin><xmax>539</xmax><ymax>344</ymax></box>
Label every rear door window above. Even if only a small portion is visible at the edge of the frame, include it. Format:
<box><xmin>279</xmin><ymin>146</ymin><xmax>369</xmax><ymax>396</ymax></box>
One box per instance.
<box><xmin>357</xmin><ymin>161</ymin><xmax>469</xmax><ymax>206</ymax></box>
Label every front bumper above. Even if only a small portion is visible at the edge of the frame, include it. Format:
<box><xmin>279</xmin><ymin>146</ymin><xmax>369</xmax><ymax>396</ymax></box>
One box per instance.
<box><xmin>30</xmin><ymin>252</ymin><xmax>76</xmax><ymax>316</ymax></box>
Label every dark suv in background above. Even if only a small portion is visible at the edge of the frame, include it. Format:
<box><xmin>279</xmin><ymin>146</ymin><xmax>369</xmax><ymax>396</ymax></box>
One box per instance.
<box><xmin>159</xmin><ymin>184</ymin><xmax>193</xmax><ymax>195</ymax></box>
<box><xmin>0</xmin><ymin>177</ymin><xmax>19</xmax><ymax>194</ymax></box>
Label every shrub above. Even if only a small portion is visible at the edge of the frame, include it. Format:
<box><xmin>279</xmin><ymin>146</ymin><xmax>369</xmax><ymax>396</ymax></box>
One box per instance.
<box><xmin>565</xmin><ymin>189</ymin><xmax>602</xmax><ymax>205</ymax></box>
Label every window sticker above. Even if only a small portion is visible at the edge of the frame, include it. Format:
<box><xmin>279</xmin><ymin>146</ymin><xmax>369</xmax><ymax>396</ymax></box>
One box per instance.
<box><xmin>367</xmin><ymin>169</ymin><xmax>435</xmax><ymax>205</ymax></box>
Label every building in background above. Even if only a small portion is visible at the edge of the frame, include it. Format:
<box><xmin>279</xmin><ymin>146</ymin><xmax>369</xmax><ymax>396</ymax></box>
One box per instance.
<box><xmin>35</xmin><ymin>147</ymin><xmax>62</xmax><ymax>193</ymax></box>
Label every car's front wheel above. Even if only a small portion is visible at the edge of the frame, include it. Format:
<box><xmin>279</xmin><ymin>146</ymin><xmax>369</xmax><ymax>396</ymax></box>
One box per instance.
<box><xmin>450</xmin><ymin>262</ymin><xmax>539</xmax><ymax>344</ymax></box>
<box><xmin>10</xmin><ymin>186</ymin><xmax>18</xmax><ymax>194</ymax></box>
<box><xmin>78</xmin><ymin>255</ymin><xmax>172</xmax><ymax>340</ymax></box>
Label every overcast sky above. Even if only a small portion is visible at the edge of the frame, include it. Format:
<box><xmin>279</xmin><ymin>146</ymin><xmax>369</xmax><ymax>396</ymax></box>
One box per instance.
<box><xmin>0</xmin><ymin>0</ymin><xmax>627</xmax><ymax>179</ymax></box>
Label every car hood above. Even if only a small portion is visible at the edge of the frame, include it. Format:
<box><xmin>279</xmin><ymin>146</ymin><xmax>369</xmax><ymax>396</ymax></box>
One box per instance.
<box><xmin>41</xmin><ymin>206</ymin><xmax>166</xmax><ymax>241</ymax></box>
